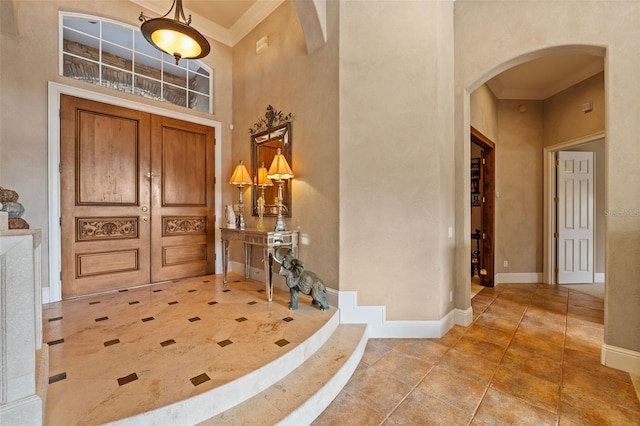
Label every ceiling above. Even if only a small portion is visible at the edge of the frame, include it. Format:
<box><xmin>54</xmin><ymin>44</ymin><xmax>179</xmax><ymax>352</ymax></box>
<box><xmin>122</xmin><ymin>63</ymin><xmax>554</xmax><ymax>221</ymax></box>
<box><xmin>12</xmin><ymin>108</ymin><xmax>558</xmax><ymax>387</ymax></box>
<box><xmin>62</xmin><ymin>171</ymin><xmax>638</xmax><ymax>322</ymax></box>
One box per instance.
<box><xmin>486</xmin><ymin>54</ymin><xmax>604</xmax><ymax>100</ymax></box>
<box><xmin>132</xmin><ymin>1</ymin><xmax>604</xmax><ymax>99</ymax></box>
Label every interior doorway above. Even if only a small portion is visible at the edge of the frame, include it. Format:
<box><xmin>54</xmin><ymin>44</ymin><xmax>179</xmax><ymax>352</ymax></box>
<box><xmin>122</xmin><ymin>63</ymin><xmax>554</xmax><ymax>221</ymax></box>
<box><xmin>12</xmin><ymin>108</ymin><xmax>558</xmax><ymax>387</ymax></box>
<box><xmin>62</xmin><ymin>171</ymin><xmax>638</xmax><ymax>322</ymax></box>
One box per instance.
<box><xmin>60</xmin><ymin>95</ymin><xmax>216</xmax><ymax>298</ymax></box>
<box><xmin>543</xmin><ymin>135</ymin><xmax>605</xmax><ymax>286</ymax></box>
<box><xmin>470</xmin><ymin>127</ymin><xmax>495</xmax><ymax>287</ymax></box>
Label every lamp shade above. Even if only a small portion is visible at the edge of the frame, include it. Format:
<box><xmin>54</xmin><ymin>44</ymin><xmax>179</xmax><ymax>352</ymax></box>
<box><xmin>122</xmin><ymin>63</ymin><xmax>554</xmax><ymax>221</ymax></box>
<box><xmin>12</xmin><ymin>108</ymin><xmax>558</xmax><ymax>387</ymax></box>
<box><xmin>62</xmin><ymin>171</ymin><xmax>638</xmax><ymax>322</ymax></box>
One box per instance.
<box><xmin>139</xmin><ymin>0</ymin><xmax>210</xmax><ymax>65</ymax></box>
<box><xmin>229</xmin><ymin>160</ymin><xmax>252</xmax><ymax>186</ymax></box>
<box><xmin>256</xmin><ymin>162</ymin><xmax>273</xmax><ymax>187</ymax></box>
<box><xmin>267</xmin><ymin>148</ymin><xmax>294</xmax><ymax>180</ymax></box>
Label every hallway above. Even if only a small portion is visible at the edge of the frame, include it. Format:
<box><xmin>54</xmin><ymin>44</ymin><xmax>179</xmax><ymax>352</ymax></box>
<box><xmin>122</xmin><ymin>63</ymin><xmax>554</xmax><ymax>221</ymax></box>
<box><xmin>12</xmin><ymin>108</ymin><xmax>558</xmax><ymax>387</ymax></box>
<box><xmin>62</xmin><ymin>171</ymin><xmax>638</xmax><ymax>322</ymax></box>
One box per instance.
<box><xmin>315</xmin><ymin>283</ymin><xmax>640</xmax><ymax>425</ymax></box>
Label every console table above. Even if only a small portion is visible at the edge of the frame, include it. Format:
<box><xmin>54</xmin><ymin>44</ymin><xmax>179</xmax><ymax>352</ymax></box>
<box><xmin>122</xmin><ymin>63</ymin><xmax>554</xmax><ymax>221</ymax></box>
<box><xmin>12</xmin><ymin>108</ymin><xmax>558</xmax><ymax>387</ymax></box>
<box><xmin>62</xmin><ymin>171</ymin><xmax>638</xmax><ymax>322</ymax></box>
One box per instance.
<box><xmin>220</xmin><ymin>228</ymin><xmax>299</xmax><ymax>301</ymax></box>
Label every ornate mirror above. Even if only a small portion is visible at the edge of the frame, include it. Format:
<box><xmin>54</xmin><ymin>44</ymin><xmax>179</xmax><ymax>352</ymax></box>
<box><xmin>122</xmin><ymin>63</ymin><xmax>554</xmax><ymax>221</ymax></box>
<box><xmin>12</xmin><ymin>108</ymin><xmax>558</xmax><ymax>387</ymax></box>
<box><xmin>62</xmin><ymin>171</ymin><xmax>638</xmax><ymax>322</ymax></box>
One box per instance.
<box><xmin>250</xmin><ymin>106</ymin><xmax>293</xmax><ymax>217</ymax></box>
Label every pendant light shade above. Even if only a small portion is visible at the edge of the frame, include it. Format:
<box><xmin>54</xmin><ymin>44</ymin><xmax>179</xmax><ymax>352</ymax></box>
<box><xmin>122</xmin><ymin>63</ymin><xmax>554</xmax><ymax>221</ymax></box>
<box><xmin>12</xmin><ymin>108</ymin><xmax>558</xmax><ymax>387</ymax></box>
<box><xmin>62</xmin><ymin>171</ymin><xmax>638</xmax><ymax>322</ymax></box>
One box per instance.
<box><xmin>139</xmin><ymin>0</ymin><xmax>210</xmax><ymax>65</ymax></box>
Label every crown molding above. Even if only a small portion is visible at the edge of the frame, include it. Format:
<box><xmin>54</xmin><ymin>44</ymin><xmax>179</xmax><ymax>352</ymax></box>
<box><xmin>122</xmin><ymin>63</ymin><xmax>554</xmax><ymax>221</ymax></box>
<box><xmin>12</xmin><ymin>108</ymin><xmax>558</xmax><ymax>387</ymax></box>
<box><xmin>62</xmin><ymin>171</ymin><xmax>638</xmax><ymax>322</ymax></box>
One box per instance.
<box><xmin>229</xmin><ymin>0</ymin><xmax>285</xmax><ymax>46</ymax></box>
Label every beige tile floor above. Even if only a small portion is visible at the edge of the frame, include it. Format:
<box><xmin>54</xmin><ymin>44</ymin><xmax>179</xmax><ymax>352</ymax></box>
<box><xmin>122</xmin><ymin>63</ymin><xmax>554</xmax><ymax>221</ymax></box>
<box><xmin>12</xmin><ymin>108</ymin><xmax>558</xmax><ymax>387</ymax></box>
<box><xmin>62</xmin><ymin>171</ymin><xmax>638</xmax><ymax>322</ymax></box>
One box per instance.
<box><xmin>314</xmin><ymin>283</ymin><xmax>640</xmax><ymax>425</ymax></box>
<box><xmin>43</xmin><ymin>273</ymin><xmax>333</xmax><ymax>425</ymax></box>
<box><xmin>43</xmin><ymin>278</ymin><xmax>640</xmax><ymax>425</ymax></box>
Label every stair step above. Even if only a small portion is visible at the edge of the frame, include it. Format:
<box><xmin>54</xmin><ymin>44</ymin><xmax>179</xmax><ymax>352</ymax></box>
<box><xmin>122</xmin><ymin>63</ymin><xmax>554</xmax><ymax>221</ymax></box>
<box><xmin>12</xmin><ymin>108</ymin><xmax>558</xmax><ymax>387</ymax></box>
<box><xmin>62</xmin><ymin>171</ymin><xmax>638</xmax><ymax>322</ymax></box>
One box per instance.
<box><xmin>199</xmin><ymin>324</ymin><xmax>368</xmax><ymax>426</ymax></box>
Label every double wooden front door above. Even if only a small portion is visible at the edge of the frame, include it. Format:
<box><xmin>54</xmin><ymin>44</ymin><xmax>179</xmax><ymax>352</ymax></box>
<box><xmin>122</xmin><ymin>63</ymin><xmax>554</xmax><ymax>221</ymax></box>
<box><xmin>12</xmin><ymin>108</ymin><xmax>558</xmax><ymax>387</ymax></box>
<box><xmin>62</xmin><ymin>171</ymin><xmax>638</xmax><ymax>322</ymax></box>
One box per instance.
<box><xmin>60</xmin><ymin>95</ymin><xmax>215</xmax><ymax>298</ymax></box>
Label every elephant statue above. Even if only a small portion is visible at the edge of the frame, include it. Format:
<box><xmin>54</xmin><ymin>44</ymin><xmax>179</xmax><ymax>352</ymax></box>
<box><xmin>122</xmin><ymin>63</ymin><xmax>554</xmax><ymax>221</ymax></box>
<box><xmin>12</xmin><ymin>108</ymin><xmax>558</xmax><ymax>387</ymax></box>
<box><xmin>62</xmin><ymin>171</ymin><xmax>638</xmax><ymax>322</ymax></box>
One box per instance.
<box><xmin>274</xmin><ymin>248</ymin><xmax>329</xmax><ymax>311</ymax></box>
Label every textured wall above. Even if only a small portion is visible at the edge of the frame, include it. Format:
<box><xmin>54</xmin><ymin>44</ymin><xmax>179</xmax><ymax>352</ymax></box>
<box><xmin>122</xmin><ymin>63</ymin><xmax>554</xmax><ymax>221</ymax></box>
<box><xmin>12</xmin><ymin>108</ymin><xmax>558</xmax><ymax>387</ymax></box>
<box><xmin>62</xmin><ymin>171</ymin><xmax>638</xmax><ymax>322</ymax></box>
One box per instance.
<box><xmin>340</xmin><ymin>1</ymin><xmax>456</xmax><ymax>320</ymax></box>
<box><xmin>231</xmin><ymin>1</ymin><xmax>340</xmax><ymax>289</ymax></box>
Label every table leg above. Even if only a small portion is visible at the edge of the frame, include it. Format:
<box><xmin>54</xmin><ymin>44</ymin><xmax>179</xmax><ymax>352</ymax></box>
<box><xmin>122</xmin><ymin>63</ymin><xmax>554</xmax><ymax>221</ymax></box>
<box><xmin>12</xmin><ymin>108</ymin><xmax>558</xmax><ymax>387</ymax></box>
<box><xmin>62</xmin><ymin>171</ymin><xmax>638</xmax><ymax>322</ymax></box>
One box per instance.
<box><xmin>245</xmin><ymin>244</ymin><xmax>252</xmax><ymax>280</ymax></box>
<box><xmin>266</xmin><ymin>251</ymin><xmax>274</xmax><ymax>302</ymax></box>
<box><xmin>222</xmin><ymin>239</ymin><xmax>229</xmax><ymax>284</ymax></box>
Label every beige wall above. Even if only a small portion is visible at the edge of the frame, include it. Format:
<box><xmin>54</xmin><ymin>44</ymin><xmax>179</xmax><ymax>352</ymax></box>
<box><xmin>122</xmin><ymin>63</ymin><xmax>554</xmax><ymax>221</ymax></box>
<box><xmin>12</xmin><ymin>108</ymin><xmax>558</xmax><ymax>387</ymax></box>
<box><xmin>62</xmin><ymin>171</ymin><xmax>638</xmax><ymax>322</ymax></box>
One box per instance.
<box><xmin>0</xmin><ymin>0</ymin><xmax>233</xmax><ymax>289</ymax></box>
<box><xmin>340</xmin><ymin>0</ymin><xmax>456</xmax><ymax>320</ymax></box>
<box><xmin>496</xmin><ymin>100</ymin><xmax>545</xmax><ymax>274</ymax></box>
<box><xmin>544</xmin><ymin>72</ymin><xmax>605</xmax><ymax>146</ymax></box>
<box><xmin>455</xmin><ymin>0</ymin><xmax>640</xmax><ymax>353</ymax></box>
<box><xmin>231</xmin><ymin>1</ymin><xmax>340</xmax><ymax>289</ymax></box>
<box><xmin>470</xmin><ymin>84</ymin><xmax>499</xmax><ymax>142</ymax></box>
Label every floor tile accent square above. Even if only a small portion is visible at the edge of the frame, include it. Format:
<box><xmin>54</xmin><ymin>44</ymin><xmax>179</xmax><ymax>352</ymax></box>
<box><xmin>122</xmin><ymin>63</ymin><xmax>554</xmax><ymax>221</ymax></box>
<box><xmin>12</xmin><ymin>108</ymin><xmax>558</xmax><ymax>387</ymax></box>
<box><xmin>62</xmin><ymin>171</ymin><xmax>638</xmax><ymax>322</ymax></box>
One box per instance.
<box><xmin>275</xmin><ymin>339</ymin><xmax>290</xmax><ymax>347</ymax></box>
<box><xmin>142</xmin><ymin>316</ymin><xmax>155</xmax><ymax>322</ymax></box>
<box><xmin>118</xmin><ymin>289</ymin><xmax>129</xmax><ymax>293</ymax></box>
<box><xmin>49</xmin><ymin>372</ymin><xmax>67</xmax><ymax>384</ymax></box>
<box><xmin>235</xmin><ymin>317</ymin><xmax>248</xmax><ymax>322</ymax></box>
<box><xmin>223</xmin><ymin>289</ymin><xmax>231</xmax><ymax>292</ymax></box>
<box><xmin>48</xmin><ymin>338</ymin><xmax>65</xmax><ymax>346</ymax></box>
<box><xmin>129</xmin><ymin>301</ymin><xmax>139</xmax><ymax>305</ymax></box>
<box><xmin>89</xmin><ymin>301</ymin><xmax>100</xmax><ymax>305</ymax></box>
<box><xmin>248</xmin><ymin>301</ymin><xmax>257</xmax><ymax>305</ymax></box>
<box><xmin>48</xmin><ymin>316</ymin><xmax>63</xmax><ymax>322</ymax></box>
<box><xmin>217</xmin><ymin>339</ymin><xmax>233</xmax><ymax>347</ymax></box>
<box><xmin>189</xmin><ymin>317</ymin><xmax>201</xmax><ymax>322</ymax></box>
<box><xmin>190</xmin><ymin>373</ymin><xmax>211</xmax><ymax>386</ymax></box>
<box><xmin>202</xmin><ymin>280</ymin><xmax>210</xmax><ymax>283</ymax></box>
<box><xmin>104</xmin><ymin>339</ymin><xmax>120</xmax><ymax>347</ymax></box>
<box><xmin>117</xmin><ymin>373</ymin><xmax>138</xmax><ymax>386</ymax></box>
<box><xmin>208</xmin><ymin>301</ymin><xmax>218</xmax><ymax>305</ymax></box>
<box><xmin>95</xmin><ymin>316</ymin><xmax>109</xmax><ymax>322</ymax></box>
<box><xmin>160</xmin><ymin>339</ymin><xmax>176</xmax><ymax>347</ymax></box>
<box><xmin>168</xmin><ymin>301</ymin><xmax>179</xmax><ymax>305</ymax></box>
<box><xmin>257</xmin><ymin>289</ymin><xmax>265</xmax><ymax>293</ymax></box>
<box><xmin>283</xmin><ymin>317</ymin><xmax>294</xmax><ymax>322</ymax></box>
<box><xmin>189</xmin><ymin>289</ymin><xmax>197</xmax><ymax>293</ymax></box>
<box><xmin>153</xmin><ymin>289</ymin><xmax>162</xmax><ymax>293</ymax></box>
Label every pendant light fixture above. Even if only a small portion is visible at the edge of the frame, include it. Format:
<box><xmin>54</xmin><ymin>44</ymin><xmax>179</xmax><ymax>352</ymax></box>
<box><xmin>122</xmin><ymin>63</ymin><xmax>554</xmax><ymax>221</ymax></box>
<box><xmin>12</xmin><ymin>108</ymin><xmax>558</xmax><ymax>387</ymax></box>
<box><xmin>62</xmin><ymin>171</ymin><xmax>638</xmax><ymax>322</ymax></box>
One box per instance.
<box><xmin>139</xmin><ymin>0</ymin><xmax>211</xmax><ymax>65</ymax></box>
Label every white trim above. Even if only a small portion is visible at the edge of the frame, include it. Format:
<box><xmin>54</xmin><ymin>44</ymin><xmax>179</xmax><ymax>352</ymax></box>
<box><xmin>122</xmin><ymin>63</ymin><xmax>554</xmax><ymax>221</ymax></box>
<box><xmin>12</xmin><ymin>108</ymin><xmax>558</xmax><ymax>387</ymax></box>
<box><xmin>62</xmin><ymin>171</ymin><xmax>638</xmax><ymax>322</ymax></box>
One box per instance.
<box><xmin>543</xmin><ymin>131</ymin><xmax>605</xmax><ymax>285</ymax></box>
<box><xmin>454</xmin><ymin>307</ymin><xmax>474</xmax><ymax>327</ymax></box>
<box><xmin>601</xmin><ymin>343</ymin><xmax>640</xmax><ymax>375</ymax></box>
<box><xmin>47</xmin><ymin>81</ymin><xmax>222</xmax><ymax>303</ymax></box>
<box><xmin>338</xmin><ymin>291</ymin><xmax>458</xmax><ymax>338</ymax></box>
<box><xmin>42</xmin><ymin>286</ymin><xmax>50</xmax><ymax>305</ymax></box>
<box><xmin>594</xmin><ymin>273</ymin><xmax>605</xmax><ymax>283</ymax></box>
<box><xmin>494</xmin><ymin>272</ymin><xmax>542</xmax><ymax>284</ymax></box>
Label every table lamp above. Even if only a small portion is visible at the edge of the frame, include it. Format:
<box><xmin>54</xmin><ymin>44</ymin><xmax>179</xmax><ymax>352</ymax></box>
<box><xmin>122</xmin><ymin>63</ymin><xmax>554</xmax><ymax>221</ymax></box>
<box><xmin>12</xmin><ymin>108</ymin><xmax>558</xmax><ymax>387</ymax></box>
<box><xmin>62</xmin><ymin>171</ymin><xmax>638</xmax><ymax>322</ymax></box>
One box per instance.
<box><xmin>229</xmin><ymin>160</ymin><xmax>252</xmax><ymax>230</ymax></box>
<box><xmin>255</xmin><ymin>162</ymin><xmax>273</xmax><ymax>231</ymax></box>
<box><xmin>266</xmin><ymin>148</ymin><xmax>293</xmax><ymax>231</ymax></box>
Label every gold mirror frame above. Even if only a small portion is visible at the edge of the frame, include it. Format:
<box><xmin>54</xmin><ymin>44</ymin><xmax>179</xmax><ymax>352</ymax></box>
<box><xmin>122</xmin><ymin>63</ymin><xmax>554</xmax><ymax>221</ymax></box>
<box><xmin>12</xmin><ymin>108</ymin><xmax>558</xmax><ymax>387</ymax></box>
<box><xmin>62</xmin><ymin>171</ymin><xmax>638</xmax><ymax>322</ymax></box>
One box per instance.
<box><xmin>251</xmin><ymin>122</ymin><xmax>292</xmax><ymax>217</ymax></box>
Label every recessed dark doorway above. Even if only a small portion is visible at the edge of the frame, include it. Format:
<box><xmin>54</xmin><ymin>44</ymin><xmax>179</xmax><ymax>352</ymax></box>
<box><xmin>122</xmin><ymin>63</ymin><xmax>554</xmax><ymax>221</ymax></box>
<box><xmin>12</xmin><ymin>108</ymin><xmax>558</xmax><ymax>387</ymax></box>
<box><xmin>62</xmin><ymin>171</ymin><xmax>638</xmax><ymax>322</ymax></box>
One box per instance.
<box><xmin>470</xmin><ymin>126</ymin><xmax>495</xmax><ymax>287</ymax></box>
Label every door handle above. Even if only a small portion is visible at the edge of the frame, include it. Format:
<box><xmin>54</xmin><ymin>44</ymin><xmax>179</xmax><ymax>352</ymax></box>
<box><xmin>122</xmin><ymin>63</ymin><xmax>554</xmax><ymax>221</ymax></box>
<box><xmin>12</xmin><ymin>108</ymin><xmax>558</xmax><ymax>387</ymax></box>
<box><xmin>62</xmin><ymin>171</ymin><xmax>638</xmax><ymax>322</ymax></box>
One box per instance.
<box><xmin>146</xmin><ymin>172</ymin><xmax>159</xmax><ymax>178</ymax></box>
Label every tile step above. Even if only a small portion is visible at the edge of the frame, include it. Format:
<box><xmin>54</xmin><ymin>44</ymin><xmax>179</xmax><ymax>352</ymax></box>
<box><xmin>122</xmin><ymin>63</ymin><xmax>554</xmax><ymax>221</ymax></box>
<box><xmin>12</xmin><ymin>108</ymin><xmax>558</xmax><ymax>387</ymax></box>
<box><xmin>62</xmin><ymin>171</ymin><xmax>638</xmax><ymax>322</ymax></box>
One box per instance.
<box><xmin>199</xmin><ymin>323</ymin><xmax>368</xmax><ymax>426</ymax></box>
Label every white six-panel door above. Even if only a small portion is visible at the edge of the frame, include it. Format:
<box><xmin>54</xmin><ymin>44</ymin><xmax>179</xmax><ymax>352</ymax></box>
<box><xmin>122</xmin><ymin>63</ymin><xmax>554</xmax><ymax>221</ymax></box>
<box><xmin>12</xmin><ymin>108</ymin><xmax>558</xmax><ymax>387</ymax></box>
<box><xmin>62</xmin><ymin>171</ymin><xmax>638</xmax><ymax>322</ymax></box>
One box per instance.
<box><xmin>557</xmin><ymin>151</ymin><xmax>594</xmax><ymax>284</ymax></box>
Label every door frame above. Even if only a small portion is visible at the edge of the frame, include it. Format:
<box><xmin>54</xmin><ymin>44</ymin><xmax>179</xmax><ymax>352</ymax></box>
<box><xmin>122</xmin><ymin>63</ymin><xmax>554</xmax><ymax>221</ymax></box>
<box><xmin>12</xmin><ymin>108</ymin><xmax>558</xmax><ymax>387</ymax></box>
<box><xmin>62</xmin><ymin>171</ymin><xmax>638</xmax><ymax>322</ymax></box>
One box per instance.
<box><xmin>47</xmin><ymin>81</ymin><xmax>223</xmax><ymax>303</ymax></box>
<box><xmin>470</xmin><ymin>126</ymin><xmax>495</xmax><ymax>287</ymax></box>
<box><xmin>542</xmin><ymin>131</ymin><xmax>605</xmax><ymax>285</ymax></box>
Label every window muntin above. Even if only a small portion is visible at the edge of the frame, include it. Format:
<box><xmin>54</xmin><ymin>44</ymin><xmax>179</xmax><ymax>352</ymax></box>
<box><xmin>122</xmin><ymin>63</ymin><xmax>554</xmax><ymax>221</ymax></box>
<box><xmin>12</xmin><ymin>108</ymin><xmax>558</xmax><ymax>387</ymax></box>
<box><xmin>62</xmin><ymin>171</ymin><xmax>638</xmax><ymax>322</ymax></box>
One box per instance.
<box><xmin>60</xmin><ymin>13</ymin><xmax>212</xmax><ymax>113</ymax></box>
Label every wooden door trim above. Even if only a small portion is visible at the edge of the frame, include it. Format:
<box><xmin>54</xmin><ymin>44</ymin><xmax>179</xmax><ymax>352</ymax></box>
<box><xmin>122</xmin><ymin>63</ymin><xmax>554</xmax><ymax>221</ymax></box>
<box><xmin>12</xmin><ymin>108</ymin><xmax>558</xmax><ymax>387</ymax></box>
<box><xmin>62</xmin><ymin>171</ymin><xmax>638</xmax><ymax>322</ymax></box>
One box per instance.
<box><xmin>471</xmin><ymin>126</ymin><xmax>495</xmax><ymax>287</ymax></box>
<box><xmin>47</xmin><ymin>82</ymin><xmax>222</xmax><ymax>303</ymax></box>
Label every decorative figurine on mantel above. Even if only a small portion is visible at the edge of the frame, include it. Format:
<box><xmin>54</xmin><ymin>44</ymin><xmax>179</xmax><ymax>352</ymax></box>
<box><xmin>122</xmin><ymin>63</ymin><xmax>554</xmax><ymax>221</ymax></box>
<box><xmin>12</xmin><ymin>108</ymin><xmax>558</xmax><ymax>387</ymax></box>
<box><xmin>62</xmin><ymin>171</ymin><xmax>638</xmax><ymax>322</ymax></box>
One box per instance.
<box><xmin>0</xmin><ymin>186</ymin><xmax>29</xmax><ymax>229</ymax></box>
<box><xmin>224</xmin><ymin>205</ymin><xmax>236</xmax><ymax>229</ymax></box>
<box><xmin>274</xmin><ymin>248</ymin><xmax>330</xmax><ymax>311</ymax></box>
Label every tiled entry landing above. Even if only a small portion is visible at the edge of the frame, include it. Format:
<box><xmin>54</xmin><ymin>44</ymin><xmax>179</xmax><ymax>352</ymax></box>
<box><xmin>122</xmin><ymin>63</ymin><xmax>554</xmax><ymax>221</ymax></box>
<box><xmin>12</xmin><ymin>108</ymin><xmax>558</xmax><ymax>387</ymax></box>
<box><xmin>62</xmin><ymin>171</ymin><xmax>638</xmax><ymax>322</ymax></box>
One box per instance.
<box><xmin>43</xmin><ymin>273</ymin><xmax>335</xmax><ymax>424</ymax></box>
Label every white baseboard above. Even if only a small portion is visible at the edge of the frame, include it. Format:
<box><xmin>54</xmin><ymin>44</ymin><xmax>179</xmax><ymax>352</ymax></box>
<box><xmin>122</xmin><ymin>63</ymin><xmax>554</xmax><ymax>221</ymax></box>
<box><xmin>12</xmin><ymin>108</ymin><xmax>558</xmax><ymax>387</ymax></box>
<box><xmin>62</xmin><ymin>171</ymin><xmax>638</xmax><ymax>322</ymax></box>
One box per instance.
<box><xmin>454</xmin><ymin>307</ymin><xmax>474</xmax><ymax>327</ymax></box>
<box><xmin>594</xmin><ymin>273</ymin><xmax>605</xmax><ymax>283</ymax></box>
<box><xmin>601</xmin><ymin>343</ymin><xmax>640</xmax><ymax>375</ymax></box>
<box><xmin>495</xmin><ymin>272</ymin><xmax>542</xmax><ymax>284</ymax></box>
<box><xmin>338</xmin><ymin>291</ymin><xmax>466</xmax><ymax>338</ymax></box>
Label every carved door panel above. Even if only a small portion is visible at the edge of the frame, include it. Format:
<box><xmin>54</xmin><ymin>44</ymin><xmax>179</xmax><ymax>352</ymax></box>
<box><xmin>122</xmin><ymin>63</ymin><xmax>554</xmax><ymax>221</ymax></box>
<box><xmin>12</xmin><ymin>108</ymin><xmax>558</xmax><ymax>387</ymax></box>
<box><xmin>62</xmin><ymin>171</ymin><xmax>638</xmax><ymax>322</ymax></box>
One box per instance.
<box><xmin>60</xmin><ymin>95</ymin><xmax>152</xmax><ymax>297</ymax></box>
<box><xmin>150</xmin><ymin>115</ymin><xmax>215</xmax><ymax>282</ymax></box>
<box><xmin>60</xmin><ymin>96</ymin><xmax>215</xmax><ymax>298</ymax></box>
